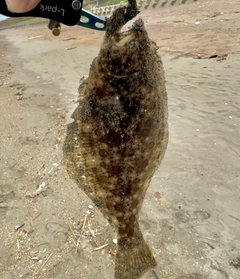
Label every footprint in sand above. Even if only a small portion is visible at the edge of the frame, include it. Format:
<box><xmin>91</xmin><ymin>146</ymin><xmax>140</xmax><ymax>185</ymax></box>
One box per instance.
<box><xmin>45</xmin><ymin>222</ymin><xmax>69</xmax><ymax>247</ymax></box>
<box><xmin>194</xmin><ymin>210</ymin><xmax>211</xmax><ymax>220</ymax></box>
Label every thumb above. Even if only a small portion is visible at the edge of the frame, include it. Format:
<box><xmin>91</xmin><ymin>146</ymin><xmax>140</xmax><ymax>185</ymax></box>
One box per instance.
<box><xmin>6</xmin><ymin>0</ymin><xmax>41</xmax><ymax>13</ymax></box>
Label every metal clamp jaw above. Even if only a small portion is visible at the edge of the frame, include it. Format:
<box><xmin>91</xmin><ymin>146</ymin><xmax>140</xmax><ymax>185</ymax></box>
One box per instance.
<box><xmin>47</xmin><ymin>9</ymin><xmax>107</xmax><ymax>36</ymax></box>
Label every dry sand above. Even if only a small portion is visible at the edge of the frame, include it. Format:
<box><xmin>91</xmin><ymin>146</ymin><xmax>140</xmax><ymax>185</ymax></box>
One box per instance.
<box><xmin>0</xmin><ymin>0</ymin><xmax>240</xmax><ymax>278</ymax></box>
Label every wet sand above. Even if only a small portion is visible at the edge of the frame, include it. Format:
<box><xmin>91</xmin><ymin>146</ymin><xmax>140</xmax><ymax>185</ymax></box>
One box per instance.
<box><xmin>0</xmin><ymin>0</ymin><xmax>240</xmax><ymax>278</ymax></box>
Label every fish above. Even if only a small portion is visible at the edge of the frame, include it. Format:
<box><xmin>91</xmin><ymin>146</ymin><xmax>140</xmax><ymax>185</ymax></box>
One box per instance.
<box><xmin>63</xmin><ymin>2</ymin><xmax>168</xmax><ymax>279</ymax></box>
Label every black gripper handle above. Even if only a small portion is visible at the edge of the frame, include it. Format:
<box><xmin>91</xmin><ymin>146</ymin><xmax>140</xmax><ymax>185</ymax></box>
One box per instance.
<box><xmin>0</xmin><ymin>0</ymin><xmax>83</xmax><ymax>26</ymax></box>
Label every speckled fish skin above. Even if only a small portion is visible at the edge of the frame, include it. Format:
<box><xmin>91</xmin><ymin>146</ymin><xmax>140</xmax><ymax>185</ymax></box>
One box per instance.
<box><xmin>63</xmin><ymin>4</ymin><xmax>168</xmax><ymax>279</ymax></box>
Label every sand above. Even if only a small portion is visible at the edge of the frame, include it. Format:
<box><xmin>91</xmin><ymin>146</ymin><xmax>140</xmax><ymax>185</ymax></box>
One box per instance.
<box><xmin>0</xmin><ymin>0</ymin><xmax>240</xmax><ymax>278</ymax></box>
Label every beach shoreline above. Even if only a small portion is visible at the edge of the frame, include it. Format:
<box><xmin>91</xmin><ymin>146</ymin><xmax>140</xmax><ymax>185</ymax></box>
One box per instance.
<box><xmin>0</xmin><ymin>1</ymin><xmax>240</xmax><ymax>278</ymax></box>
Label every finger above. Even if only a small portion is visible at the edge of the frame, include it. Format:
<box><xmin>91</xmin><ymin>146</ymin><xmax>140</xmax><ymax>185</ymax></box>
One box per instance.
<box><xmin>6</xmin><ymin>0</ymin><xmax>41</xmax><ymax>13</ymax></box>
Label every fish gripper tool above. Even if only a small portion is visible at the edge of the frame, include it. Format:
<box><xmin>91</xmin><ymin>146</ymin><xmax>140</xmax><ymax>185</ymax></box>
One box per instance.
<box><xmin>0</xmin><ymin>0</ymin><xmax>140</xmax><ymax>35</ymax></box>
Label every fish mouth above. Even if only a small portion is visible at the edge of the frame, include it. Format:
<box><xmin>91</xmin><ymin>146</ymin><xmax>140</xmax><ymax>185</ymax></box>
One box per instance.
<box><xmin>98</xmin><ymin>7</ymin><xmax>150</xmax><ymax>77</ymax></box>
<box><xmin>105</xmin><ymin>1</ymin><xmax>139</xmax><ymax>37</ymax></box>
<box><xmin>114</xmin><ymin>33</ymin><xmax>134</xmax><ymax>47</ymax></box>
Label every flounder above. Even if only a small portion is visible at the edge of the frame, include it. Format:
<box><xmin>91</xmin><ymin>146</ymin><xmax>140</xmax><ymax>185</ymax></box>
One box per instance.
<box><xmin>63</xmin><ymin>3</ymin><xmax>168</xmax><ymax>279</ymax></box>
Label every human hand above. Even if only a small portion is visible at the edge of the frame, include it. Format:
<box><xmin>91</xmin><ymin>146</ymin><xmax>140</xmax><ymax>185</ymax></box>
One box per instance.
<box><xmin>6</xmin><ymin>0</ymin><xmax>41</xmax><ymax>13</ymax></box>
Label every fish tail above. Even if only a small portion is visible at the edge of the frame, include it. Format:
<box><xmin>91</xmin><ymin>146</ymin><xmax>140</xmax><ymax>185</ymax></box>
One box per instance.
<box><xmin>115</xmin><ymin>227</ymin><xmax>157</xmax><ymax>279</ymax></box>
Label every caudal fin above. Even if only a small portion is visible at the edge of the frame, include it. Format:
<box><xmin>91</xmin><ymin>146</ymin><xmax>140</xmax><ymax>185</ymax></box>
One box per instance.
<box><xmin>115</xmin><ymin>233</ymin><xmax>157</xmax><ymax>279</ymax></box>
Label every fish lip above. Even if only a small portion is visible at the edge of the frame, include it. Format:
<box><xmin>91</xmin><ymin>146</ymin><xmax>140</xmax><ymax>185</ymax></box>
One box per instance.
<box><xmin>110</xmin><ymin>31</ymin><xmax>135</xmax><ymax>47</ymax></box>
